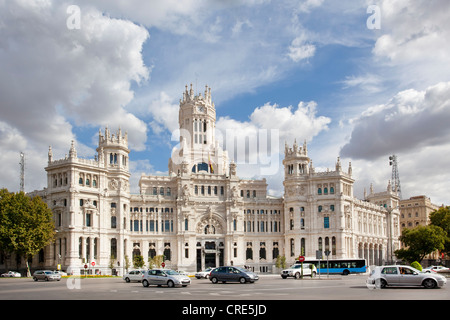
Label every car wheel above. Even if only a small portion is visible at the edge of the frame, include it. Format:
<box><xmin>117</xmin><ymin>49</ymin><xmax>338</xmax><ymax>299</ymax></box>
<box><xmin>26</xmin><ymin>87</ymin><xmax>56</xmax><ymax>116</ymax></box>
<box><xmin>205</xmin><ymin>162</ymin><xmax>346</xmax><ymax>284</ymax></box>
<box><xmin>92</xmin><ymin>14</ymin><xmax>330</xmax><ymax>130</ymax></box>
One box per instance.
<box><xmin>142</xmin><ymin>280</ymin><xmax>149</xmax><ymax>287</ymax></box>
<box><xmin>295</xmin><ymin>272</ymin><xmax>301</xmax><ymax>279</ymax></box>
<box><xmin>211</xmin><ymin>277</ymin><xmax>218</xmax><ymax>284</ymax></box>
<box><xmin>239</xmin><ymin>277</ymin><xmax>246</xmax><ymax>284</ymax></box>
<box><xmin>342</xmin><ymin>270</ymin><xmax>350</xmax><ymax>276</ymax></box>
<box><xmin>423</xmin><ymin>279</ymin><xmax>437</xmax><ymax>289</ymax></box>
<box><xmin>379</xmin><ymin>279</ymin><xmax>387</xmax><ymax>288</ymax></box>
<box><xmin>45</xmin><ymin>277</ymin><xmax>49</xmax><ymax>281</ymax></box>
<box><xmin>33</xmin><ymin>277</ymin><xmax>38</xmax><ymax>281</ymax></box>
<box><xmin>125</xmin><ymin>277</ymin><xmax>130</xmax><ymax>283</ymax></box>
<box><xmin>167</xmin><ymin>280</ymin><xmax>174</xmax><ymax>288</ymax></box>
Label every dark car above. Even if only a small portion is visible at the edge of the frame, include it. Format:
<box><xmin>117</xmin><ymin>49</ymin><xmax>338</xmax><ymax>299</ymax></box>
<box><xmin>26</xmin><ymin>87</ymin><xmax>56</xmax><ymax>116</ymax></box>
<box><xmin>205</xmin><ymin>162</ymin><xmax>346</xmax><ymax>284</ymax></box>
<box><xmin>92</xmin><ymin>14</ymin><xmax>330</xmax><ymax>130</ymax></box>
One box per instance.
<box><xmin>209</xmin><ymin>266</ymin><xmax>259</xmax><ymax>284</ymax></box>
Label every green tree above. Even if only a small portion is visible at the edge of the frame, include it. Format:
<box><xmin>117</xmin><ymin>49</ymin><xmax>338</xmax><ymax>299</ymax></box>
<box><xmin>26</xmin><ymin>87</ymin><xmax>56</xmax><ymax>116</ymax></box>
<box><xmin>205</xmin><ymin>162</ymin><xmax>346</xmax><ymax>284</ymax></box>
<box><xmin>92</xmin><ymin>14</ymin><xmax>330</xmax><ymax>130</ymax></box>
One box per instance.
<box><xmin>395</xmin><ymin>225</ymin><xmax>446</xmax><ymax>263</ymax></box>
<box><xmin>133</xmin><ymin>255</ymin><xmax>145</xmax><ymax>269</ymax></box>
<box><xmin>148</xmin><ymin>255</ymin><xmax>164</xmax><ymax>269</ymax></box>
<box><xmin>0</xmin><ymin>189</ymin><xmax>55</xmax><ymax>276</ymax></box>
<box><xmin>275</xmin><ymin>255</ymin><xmax>286</xmax><ymax>269</ymax></box>
<box><xmin>124</xmin><ymin>255</ymin><xmax>131</xmax><ymax>272</ymax></box>
<box><xmin>429</xmin><ymin>206</ymin><xmax>450</xmax><ymax>256</ymax></box>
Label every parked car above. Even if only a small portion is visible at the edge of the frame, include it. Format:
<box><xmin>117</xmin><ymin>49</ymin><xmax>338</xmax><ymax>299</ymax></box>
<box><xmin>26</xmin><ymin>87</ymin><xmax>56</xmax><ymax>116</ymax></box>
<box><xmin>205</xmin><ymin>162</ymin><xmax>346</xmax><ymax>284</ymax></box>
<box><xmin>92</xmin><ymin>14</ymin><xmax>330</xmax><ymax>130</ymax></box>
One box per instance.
<box><xmin>32</xmin><ymin>270</ymin><xmax>61</xmax><ymax>281</ymax></box>
<box><xmin>195</xmin><ymin>267</ymin><xmax>213</xmax><ymax>279</ymax></box>
<box><xmin>366</xmin><ymin>265</ymin><xmax>447</xmax><ymax>289</ymax></box>
<box><xmin>123</xmin><ymin>270</ymin><xmax>144</xmax><ymax>283</ymax></box>
<box><xmin>176</xmin><ymin>270</ymin><xmax>190</xmax><ymax>276</ymax></box>
<box><xmin>281</xmin><ymin>263</ymin><xmax>317</xmax><ymax>279</ymax></box>
<box><xmin>209</xmin><ymin>266</ymin><xmax>259</xmax><ymax>284</ymax></box>
<box><xmin>52</xmin><ymin>270</ymin><xmax>68</xmax><ymax>277</ymax></box>
<box><xmin>423</xmin><ymin>266</ymin><xmax>450</xmax><ymax>273</ymax></box>
<box><xmin>1</xmin><ymin>271</ymin><xmax>21</xmax><ymax>278</ymax></box>
<box><xmin>141</xmin><ymin>269</ymin><xmax>190</xmax><ymax>288</ymax></box>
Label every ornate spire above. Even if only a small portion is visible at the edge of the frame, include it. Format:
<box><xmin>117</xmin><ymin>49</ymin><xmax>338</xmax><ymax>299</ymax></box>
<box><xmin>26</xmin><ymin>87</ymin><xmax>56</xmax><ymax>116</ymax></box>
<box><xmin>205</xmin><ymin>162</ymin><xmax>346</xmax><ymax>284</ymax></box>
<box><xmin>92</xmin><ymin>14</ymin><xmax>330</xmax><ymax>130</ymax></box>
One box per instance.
<box><xmin>68</xmin><ymin>140</ymin><xmax>77</xmax><ymax>158</ymax></box>
<box><xmin>48</xmin><ymin>146</ymin><xmax>53</xmax><ymax>163</ymax></box>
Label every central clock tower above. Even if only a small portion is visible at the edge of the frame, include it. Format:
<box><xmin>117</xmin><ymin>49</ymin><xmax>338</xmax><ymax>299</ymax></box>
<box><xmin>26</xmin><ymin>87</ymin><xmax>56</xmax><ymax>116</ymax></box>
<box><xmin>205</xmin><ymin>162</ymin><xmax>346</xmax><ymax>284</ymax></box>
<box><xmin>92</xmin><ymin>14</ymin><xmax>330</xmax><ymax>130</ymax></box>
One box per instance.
<box><xmin>169</xmin><ymin>84</ymin><xmax>229</xmax><ymax>176</ymax></box>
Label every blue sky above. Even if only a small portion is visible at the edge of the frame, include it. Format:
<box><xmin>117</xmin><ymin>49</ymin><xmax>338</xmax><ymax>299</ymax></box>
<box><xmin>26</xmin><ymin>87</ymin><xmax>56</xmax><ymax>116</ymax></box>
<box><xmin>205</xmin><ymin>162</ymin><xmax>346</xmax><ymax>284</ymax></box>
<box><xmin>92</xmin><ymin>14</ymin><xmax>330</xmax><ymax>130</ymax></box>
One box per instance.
<box><xmin>1</xmin><ymin>0</ymin><xmax>450</xmax><ymax>205</ymax></box>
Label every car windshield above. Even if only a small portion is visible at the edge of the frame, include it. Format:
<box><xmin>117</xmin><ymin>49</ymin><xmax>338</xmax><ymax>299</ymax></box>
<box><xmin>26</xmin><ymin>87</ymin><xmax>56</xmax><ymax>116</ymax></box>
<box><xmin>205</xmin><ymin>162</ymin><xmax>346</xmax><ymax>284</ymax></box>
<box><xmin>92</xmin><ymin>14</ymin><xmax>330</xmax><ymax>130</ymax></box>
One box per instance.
<box><xmin>234</xmin><ymin>267</ymin><xmax>248</xmax><ymax>273</ymax></box>
<box><xmin>164</xmin><ymin>270</ymin><xmax>179</xmax><ymax>275</ymax></box>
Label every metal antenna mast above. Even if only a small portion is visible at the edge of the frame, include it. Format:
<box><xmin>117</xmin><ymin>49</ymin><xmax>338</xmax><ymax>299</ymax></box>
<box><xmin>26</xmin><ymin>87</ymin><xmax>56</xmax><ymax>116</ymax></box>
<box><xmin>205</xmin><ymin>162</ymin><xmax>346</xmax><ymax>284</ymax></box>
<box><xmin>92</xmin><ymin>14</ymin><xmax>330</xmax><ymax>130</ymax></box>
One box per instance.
<box><xmin>389</xmin><ymin>154</ymin><xmax>401</xmax><ymax>199</ymax></box>
<box><xmin>19</xmin><ymin>152</ymin><xmax>25</xmax><ymax>192</ymax></box>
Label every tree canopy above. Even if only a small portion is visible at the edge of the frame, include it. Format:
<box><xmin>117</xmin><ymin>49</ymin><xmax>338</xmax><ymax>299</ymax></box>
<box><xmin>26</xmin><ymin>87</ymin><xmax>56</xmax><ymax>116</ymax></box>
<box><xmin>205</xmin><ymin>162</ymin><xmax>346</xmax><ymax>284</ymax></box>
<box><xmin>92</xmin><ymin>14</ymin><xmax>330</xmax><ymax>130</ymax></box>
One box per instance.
<box><xmin>395</xmin><ymin>225</ymin><xmax>446</xmax><ymax>263</ymax></box>
<box><xmin>429</xmin><ymin>206</ymin><xmax>450</xmax><ymax>256</ymax></box>
<box><xmin>0</xmin><ymin>189</ymin><xmax>55</xmax><ymax>275</ymax></box>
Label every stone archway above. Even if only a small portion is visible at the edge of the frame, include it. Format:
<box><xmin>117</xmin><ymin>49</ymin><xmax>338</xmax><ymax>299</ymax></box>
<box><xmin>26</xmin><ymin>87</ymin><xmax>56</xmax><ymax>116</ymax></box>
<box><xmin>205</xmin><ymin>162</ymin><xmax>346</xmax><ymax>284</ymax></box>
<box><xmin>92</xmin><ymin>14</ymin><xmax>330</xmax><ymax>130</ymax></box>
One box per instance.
<box><xmin>196</xmin><ymin>211</ymin><xmax>224</xmax><ymax>235</ymax></box>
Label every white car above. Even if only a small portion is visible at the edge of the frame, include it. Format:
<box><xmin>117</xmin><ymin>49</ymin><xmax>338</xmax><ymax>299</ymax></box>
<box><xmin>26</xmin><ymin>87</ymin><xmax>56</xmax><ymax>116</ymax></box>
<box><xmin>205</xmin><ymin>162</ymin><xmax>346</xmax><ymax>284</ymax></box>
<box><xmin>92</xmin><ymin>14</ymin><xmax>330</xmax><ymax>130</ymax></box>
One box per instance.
<box><xmin>423</xmin><ymin>266</ymin><xmax>449</xmax><ymax>273</ymax></box>
<box><xmin>52</xmin><ymin>270</ymin><xmax>68</xmax><ymax>276</ymax></box>
<box><xmin>123</xmin><ymin>270</ymin><xmax>144</xmax><ymax>282</ymax></box>
<box><xmin>195</xmin><ymin>267</ymin><xmax>213</xmax><ymax>279</ymax></box>
<box><xmin>367</xmin><ymin>265</ymin><xmax>447</xmax><ymax>289</ymax></box>
<box><xmin>1</xmin><ymin>271</ymin><xmax>21</xmax><ymax>278</ymax></box>
<box><xmin>281</xmin><ymin>263</ymin><xmax>317</xmax><ymax>279</ymax></box>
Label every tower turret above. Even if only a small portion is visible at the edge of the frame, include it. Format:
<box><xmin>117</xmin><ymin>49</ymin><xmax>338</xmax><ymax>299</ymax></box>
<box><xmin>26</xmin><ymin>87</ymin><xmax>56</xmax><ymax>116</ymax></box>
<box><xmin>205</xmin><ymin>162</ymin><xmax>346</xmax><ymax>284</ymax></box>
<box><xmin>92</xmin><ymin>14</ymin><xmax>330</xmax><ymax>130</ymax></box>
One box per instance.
<box><xmin>97</xmin><ymin>127</ymin><xmax>130</xmax><ymax>171</ymax></box>
<box><xmin>283</xmin><ymin>139</ymin><xmax>310</xmax><ymax>177</ymax></box>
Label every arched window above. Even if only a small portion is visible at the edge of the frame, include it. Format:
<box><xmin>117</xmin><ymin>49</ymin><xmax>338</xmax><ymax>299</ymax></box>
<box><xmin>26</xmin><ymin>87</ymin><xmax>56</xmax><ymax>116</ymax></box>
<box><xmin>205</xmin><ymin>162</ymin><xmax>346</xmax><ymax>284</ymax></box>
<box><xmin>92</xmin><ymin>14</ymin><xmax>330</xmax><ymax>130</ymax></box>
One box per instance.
<box><xmin>198</xmin><ymin>162</ymin><xmax>208</xmax><ymax>172</ymax></box>
<box><xmin>259</xmin><ymin>243</ymin><xmax>266</xmax><ymax>260</ymax></box>
<box><xmin>318</xmin><ymin>188</ymin><xmax>322</xmax><ymax>195</ymax></box>
<box><xmin>301</xmin><ymin>238</ymin><xmax>306</xmax><ymax>256</ymax></box>
<box><xmin>111</xmin><ymin>238</ymin><xmax>117</xmax><ymax>259</ymax></box>
<box><xmin>246</xmin><ymin>242</ymin><xmax>253</xmax><ymax>260</ymax></box>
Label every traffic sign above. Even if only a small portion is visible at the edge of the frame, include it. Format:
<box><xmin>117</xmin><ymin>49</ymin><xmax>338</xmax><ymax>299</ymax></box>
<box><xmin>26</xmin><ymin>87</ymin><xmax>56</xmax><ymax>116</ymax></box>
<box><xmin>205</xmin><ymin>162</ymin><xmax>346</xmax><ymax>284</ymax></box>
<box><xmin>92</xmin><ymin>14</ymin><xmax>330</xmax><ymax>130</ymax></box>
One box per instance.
<box><xmin>84</xmin><ymin>264</ymin><xmax>88</xmax><ymax>269</ymax></box>
<box><xmin>298</xmin><ymin>256</ymin><xmax>305</xmax><ymax>262</ymax></box>
<box><xmin>91</xmin><ymin>261</ymin><xmax>95</xmax><ymax>267</ymax></box>
<box><xmin>161</xmin><ymin>262</ymin><xmax>165</xmax><ymax>268</ymax></box>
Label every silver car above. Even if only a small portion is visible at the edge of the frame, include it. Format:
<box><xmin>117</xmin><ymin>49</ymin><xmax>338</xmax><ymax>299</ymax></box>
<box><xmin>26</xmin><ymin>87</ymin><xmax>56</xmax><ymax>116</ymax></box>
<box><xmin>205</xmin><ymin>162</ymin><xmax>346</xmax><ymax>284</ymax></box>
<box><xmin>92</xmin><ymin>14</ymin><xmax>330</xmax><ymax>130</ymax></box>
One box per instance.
<box><xmin>32</xmin><ymin>270</ymin><xmax>61</xmax><ymax>281</ymax></box>
<box><xmin>367</xmin><ymin>265</ymin><xmax>447</xmax><ymax>289</ymax></box>
<box><xmin>195</xmin><ymin>267</ymin><xmax>213</xmax><ymax>279</ymax></box>
<box><xmin>123</xmin><ymin>270</ymin><xmax>144</xmax><ymax>282</ymax></box>
<box><xmin>1</xmin><ymin>271</ymin><xmax>21</xmax><ymax>277</ymax></box>
<box><xmin>142</xmin><ymin>269</ymin><xmax>190</xmax><ymax>288</ymax></box>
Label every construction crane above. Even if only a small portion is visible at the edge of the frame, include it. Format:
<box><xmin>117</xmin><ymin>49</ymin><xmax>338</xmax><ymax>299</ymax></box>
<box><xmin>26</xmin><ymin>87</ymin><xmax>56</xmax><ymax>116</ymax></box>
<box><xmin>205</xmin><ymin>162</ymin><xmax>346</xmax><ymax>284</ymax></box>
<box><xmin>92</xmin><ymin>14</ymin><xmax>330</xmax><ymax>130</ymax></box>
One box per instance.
<box><xmin>389</xmin><ymin>154</ymin><xmax>402</xmax><ymax>199</ymax></box>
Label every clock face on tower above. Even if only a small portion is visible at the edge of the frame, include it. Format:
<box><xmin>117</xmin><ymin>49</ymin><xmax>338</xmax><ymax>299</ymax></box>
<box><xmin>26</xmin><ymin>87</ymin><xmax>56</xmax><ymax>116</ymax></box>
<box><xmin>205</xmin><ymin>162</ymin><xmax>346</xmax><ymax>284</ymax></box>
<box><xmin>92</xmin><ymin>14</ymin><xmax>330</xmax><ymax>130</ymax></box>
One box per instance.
<box><xmin>197</xmin><ymin>106</ymin><xmax>205</xmax><ymax>113</ymax></box>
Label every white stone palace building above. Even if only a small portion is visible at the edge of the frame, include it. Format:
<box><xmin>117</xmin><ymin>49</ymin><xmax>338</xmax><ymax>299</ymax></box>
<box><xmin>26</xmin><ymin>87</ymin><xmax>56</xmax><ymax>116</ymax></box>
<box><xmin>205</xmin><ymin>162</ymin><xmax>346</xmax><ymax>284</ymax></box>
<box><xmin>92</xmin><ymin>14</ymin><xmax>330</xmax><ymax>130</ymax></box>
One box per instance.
<box><xmin>19</xmin><ymin>85</ymin><xmax>400</xmax><ymax>275</ymax></box>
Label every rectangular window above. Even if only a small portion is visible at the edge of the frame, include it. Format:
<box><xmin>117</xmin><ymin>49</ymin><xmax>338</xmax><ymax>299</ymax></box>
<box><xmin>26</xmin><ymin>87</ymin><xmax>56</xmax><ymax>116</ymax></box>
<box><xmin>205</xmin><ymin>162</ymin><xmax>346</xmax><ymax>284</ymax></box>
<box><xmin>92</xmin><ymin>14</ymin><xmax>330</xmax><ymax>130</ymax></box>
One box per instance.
<box><xmin>86</xmin><ymin>213</ymin><xmax>91</xmax><ymax>227</ymax></box>
<box><xmin>164</xmin><ymin>220</ymin><xmax>170</xmax><ymax>232</ymax></box>
<box><xmin>324</xmin><ymin>217</ymin><xmax>330</xmax><ymax>229</ymax></box>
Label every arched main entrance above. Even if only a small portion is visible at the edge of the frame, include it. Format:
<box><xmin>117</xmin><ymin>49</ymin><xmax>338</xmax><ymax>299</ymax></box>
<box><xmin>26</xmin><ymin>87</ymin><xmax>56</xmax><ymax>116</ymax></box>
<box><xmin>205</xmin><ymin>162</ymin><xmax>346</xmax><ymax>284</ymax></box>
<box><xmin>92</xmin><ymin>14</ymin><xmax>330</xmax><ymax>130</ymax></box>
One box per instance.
<box><xmin>196</xmin><ymin>212</ymin><xmax>225</xmax><ymax>271</ymax></box>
